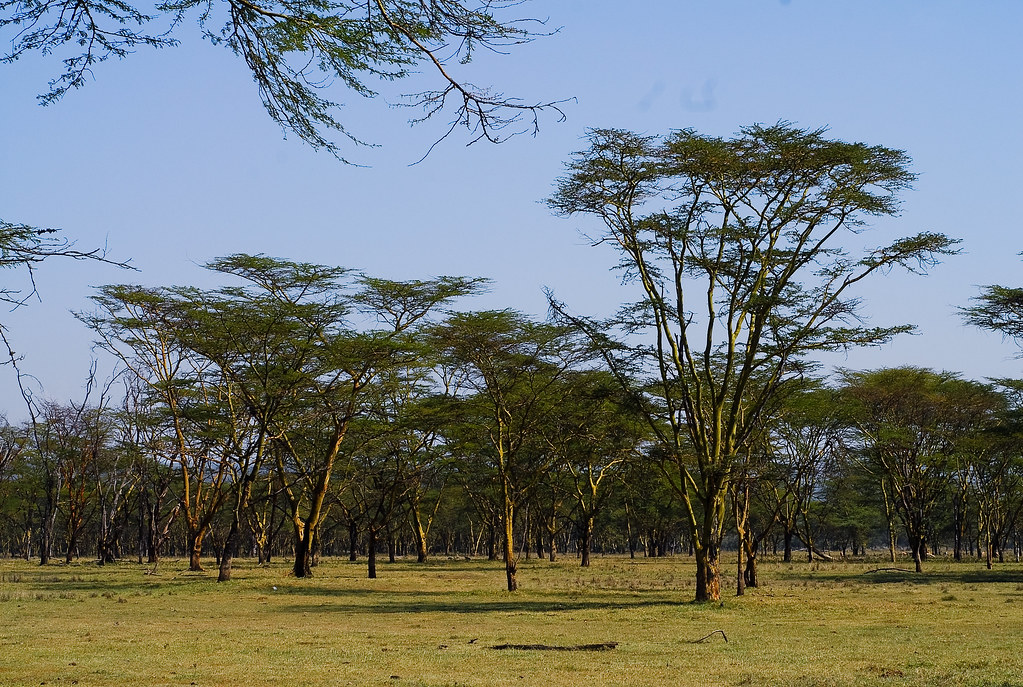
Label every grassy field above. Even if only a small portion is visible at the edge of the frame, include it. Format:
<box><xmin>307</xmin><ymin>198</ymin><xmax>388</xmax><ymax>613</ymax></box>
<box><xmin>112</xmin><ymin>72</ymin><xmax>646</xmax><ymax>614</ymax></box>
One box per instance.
<box><xmin>1</xmin><ymin>553</ymin><xmax>1022</xmax><ymax>687</ymax></box>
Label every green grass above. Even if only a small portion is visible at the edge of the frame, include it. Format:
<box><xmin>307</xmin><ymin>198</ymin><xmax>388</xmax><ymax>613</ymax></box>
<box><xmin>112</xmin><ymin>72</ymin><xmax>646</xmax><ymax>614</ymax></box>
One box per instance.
<box><xmin>2</xmin><ymin>555</ymin><xmax>1023</xmax><ymax>686</ymax></box>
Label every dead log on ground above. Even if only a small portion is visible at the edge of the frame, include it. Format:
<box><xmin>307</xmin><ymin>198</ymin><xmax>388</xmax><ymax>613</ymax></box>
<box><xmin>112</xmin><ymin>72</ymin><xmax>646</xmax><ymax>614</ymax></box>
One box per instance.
<box><xmin>489</xmin><ymin>642</ymin><xmax>618</xmax><ymax>651</ymax></box>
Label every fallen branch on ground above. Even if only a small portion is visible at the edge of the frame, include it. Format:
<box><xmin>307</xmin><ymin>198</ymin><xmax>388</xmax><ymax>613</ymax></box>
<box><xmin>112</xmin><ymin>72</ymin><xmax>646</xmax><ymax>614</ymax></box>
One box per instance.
<box><xmin>689</xmin><ymin>630</ymin><xmax>728</xmax><ymax>643</ymax></box>
<box><xmin>862</xmin><ymin>568</ymin><xmax>914</xmax><ymax>574</ymax></box>
<box><xmin>489</xmin><ymin>642</ymin><xmax>618</xmax><ymax>651</ymax></box>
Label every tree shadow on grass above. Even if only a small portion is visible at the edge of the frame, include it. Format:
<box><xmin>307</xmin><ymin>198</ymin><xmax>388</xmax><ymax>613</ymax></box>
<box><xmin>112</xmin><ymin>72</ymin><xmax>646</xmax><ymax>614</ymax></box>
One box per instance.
<box><xmin>274</xmin><ymin>588</ymin><xmax>686</xmax><ymax>616</ymax></box>
<box><xmin>779</xmin><ymin>566</ymin><xmax>1023</xmax><ymax>585</ymax></box>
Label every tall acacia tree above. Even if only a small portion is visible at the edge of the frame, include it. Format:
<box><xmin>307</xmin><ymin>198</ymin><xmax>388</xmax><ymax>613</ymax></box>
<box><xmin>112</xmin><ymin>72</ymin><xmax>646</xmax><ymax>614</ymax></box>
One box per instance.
<box><xmin>82</xmin><ymin>284</ymin><xmax>231</xmax><ymax>571</ymax></box>
<box><xmin>548</xmin><ymin>123</ymin><xmax>958</xmax><ymax>601</ymax></box>
<box><xmin>432</xmin><ymin>310</ymin><xmax>588</xmax><ymax>591</ymax></box>
<box><xmin>543</xmin><ymin>369</ymin><xmax>645</xmax><ymax>567</ymax></box>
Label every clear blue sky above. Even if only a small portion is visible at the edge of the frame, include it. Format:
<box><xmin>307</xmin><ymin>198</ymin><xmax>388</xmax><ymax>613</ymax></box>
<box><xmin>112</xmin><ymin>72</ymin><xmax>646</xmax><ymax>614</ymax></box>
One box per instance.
<box><xmin>2</xmin><ymin>1</ymin><xmax>1022</xmax><ymax>415</ymax></box>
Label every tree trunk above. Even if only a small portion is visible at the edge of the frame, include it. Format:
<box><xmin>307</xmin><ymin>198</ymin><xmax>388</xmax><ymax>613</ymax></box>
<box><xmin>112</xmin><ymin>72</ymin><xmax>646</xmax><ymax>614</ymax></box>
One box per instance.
<box><xmin>293</xmin><ymin>524</ymin><xmax>312</xmax><ymax>578</ymax></box>
<box><xmin>580</xmin><ymin>516</ymin><xmax>593</xmax><ymax>568</ymax></box>
<box><xmin>910</xmin><ymin>534</ymin><xmax>924</xmax><ymax>573</ymax></box>
<box><xmin>953</xmin><ymin>497</ymin><xmax>964</xmax><ymax>561</ymax></box>
<box><xmin>744</xmin><ymin>547</ymin><xmax>758</xmax><ymax>589</ymax></box>
<box><xmin>736</xmin><ymin>542</ymin><xmax>745</xmax><ymax>597</ymax></box>
<box><xmin>783</xmin><ymin>526</ymin><xmax>793</xmax><ymax>563</ymax></box>
<box><xmin>487</xmin><ymin>522</ymin><xmax>497</xmax><ymax>561</ymax></box>
<box><xmin>39</xmin><ymin>528</ymin><xmax>51</xmax><ymax>566</ymax></box>
<box><xmin>187</xmin><ymin>528</ymin><xmax>205</xmax><ymax>572</ymax></box>
<box><xmin>137</xmin><ymin>492</ymin><xmax>146</xmax><ymax>565</ymax></box>
<box><xmin>503</xmin><ymin>500</ymin><xmax>517</xmax><ymax>592</ymax></box>
<box><xmin>881</xmin><ymin>480</ymin><xmax>897</xmax><ymax>564</ymax></box>
<box><xmin>147</xmin><ymin>504</ymin><xmax>159</xmax><ymax>564</ymax></box>
<box><xmin>349</xmin><ymin>520</ymin><xmax>359</xmax><ymax>562</ymax></box>
<box><xmin>218</xmin><ymin>517</ymin><xmax>240</xmax><ymax>582</ymax></box>
<box><xmin>368</xmin><ymin>527</ymin><xmax>378</xmax><ymax>579</ymax></box>
<box><xmin>695</xmin><ymin>543</ymin><xmax>720</xmax><ymax>602</ymax></box>
<box><xmin>521</xmin><ymin>507</ymin><xmax>531</xmax><ymax>560</ymax></box>
<box><xmin>412</xmin><ymin>512</ymin><xmax>428</xmax><ymax>563</ymax></box>
<box><xmin>985</xmin><ymin>529</ymin><xmax>993</xmax><ymax>570</ymax></box>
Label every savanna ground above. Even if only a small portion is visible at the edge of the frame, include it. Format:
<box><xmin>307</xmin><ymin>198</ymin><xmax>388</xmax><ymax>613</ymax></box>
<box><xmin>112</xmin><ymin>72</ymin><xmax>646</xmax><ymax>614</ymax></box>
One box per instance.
<box><xmin>1</xmin><ymin>553</ymin><xmax>1022</xmax><ymax>686</ymax></box>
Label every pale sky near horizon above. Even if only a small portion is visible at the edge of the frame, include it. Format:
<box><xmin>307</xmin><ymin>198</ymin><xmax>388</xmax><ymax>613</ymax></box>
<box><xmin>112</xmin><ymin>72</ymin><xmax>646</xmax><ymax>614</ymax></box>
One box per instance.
<box><xmin>2</xmin><ymin>1</ymin><xmax>1022</xmax><ymax>417</ymax></box>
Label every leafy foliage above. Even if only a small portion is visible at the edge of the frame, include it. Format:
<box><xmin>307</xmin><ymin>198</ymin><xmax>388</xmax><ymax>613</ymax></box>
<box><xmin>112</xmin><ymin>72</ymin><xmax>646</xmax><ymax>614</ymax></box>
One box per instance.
<box><xmin>1</xmin><ymin>0</ymin><xmax>565</xmax><ymax>159</ymax></box>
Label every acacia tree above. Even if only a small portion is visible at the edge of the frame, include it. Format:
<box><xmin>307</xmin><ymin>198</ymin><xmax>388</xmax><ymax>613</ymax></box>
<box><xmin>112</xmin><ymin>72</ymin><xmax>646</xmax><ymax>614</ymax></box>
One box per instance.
<box><xmin>349</xmin><ymin>365</ymin><xmax>457</xmax><ymax>571</ymax></box>
<box><xmin>543</xmin><ymin>370</ymin><xmax>644</xmax><ymax>567</ymax></box>
<box><xmin>766</xmin><ymin>384</ymin><xmax>846</xmax><ymax>567</ymax></box>
<box><xmin>332</xmin><ymin>278</ymin><xmax>481</xmax><ymax>578</ymax></box>
<box><xmin>432</xmin><ymin>310</ymin><xmax>588</xmax><ymax>591</ymax></box>
<box><xmin>82</xmin><ymin>286</ymin><xmax>230</xmax><ymax>571</ymax></box>
<box><xmin>2</xmin><ymin>1</ymin><xmax>563</xmax><ymax>160</ymax></box>
<box><xmin>841</xmin><ymin>367</ymin><xmax>1004</xmax><ymax>572</ymax></box>
<box><xmin>166</xmin><ymin>256</ymin><xmax>359</xmax><ymax>582</ymax></box>
<box><xmin>266</xmin><ymin>269</ymin><xmax>480</xmax><ymax>578</ymax></box>
<box><xmin>548</xmin><ymin>123</ymin><xmax>958</xmax><ymax>601</ymax></box>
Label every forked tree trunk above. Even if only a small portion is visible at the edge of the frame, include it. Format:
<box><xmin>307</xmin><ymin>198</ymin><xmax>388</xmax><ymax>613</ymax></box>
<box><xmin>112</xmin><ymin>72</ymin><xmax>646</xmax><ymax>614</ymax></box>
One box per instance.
<box><xmin>412</xmin><ymin>512</ymin><xmax>429</xmax><ymax>563</ymax></box>
<box><xmin>218</xmin><ymin>518</ymin><xmax>240</xmax><ymax>582</ymax></box>
<box><xmin>188</xmin><ymin>529</ymin><xmax>205</xmax><ymax>572</ymax></box>
<box><xmin>910</xmin><ymin>534</ymin><xmax>924</xmax><ymax>573</ymax></box>
<box><xmin>744</xmin><ymin>546</ymin><xmax>758</xmax><ymax>589</ymax></box>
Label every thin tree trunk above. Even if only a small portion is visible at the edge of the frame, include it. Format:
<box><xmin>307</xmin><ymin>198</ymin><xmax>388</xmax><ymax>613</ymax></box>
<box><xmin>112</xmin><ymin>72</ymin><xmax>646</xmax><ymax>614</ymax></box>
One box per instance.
<box><xmin>368</xmin><ymin>527</ymin><xmax>378</xmax><ymax>579</ymax></box>
<box><xmin>503</xmin><ymin>500</ymin><xmax>517</xmax><ymax>592</ymax></box>
<box><xmin>744</xmin><ymin>540</ymin><xmax>759</xmax><ymax>589</ymax></box>
<box><xmin>349</xmin><ymin>520</ymin><xmax>359</xmax><ymax>562</ymax></box>
<box><xmin>218</xmin><ymin>517</ymin><xmax>240</xmax><ymax>582</ymax></box>
<box><xmin>412</xmin><ymin>512</ymin><xmax>428</xmax><ymax>563</ymax></box>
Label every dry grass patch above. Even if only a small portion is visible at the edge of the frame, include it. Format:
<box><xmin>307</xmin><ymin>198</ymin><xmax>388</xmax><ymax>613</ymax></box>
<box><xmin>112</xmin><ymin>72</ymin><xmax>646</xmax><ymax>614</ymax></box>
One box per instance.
<box><xmin>1</xmin><ymin>555</ymin><xmax>1022</xmax><ymax>686</ymax></box>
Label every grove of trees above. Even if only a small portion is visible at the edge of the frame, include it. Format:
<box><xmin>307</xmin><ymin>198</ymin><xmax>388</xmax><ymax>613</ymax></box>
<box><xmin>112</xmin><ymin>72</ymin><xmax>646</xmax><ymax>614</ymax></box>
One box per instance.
<box><xmin>3</xmin><ymin>125</ymin><xmax>1023</xmax><ymax>605</ymax></box>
